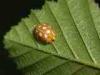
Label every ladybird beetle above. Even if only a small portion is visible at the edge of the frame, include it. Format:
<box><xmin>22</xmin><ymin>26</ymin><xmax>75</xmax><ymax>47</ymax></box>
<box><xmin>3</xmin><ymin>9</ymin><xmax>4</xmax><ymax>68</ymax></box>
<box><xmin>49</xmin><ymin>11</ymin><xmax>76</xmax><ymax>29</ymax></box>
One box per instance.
<box><xmin>33</xmin><ymin>23</ymin><xmax>56</xmax><ymax>44</ymax></box>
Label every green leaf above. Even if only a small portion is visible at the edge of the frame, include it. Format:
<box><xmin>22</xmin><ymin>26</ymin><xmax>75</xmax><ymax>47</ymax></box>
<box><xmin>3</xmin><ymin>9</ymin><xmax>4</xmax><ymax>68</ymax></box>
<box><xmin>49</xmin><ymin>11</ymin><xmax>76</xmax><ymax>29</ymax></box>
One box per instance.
<box><xmin>4</xmin><ymin>0</ymin><xmax>100</xmax><ymax>75</ymax></box>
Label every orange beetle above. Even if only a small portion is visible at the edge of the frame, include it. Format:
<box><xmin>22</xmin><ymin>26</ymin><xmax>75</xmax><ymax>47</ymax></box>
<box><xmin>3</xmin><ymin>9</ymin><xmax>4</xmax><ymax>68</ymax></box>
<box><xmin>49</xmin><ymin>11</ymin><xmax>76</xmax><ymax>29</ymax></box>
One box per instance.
<box><xmin>33</xmin><ymin>23</ymin><xmax>56</xmax><ymax>44</ymax></box>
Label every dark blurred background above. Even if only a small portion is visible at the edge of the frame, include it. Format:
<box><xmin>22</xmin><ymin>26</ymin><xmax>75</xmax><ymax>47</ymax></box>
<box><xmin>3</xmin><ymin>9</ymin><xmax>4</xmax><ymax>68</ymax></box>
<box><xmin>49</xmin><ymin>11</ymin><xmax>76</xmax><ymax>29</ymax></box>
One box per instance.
<box><xmin>0</xmin><ymin>0</ymin><xmax>99</xmax><ymax>75</ymax></box>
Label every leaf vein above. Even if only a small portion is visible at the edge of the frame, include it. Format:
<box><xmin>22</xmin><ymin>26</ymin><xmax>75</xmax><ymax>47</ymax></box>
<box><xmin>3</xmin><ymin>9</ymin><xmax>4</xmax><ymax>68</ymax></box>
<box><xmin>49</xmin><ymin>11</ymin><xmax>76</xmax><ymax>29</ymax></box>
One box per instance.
<box><xmin>64</xmin><ymin>0</ymin><xmax>96</xmax><ymax>63</ymax></box>
<box><xmin>46</xmin><ymin>2</ymin><xmax>78</xmax><ymax>59</ymax></box>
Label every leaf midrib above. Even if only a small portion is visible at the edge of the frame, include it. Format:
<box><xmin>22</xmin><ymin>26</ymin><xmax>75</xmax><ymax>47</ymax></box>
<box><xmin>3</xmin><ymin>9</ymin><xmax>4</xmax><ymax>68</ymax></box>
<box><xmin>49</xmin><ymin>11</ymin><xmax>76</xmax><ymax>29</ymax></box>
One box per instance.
<box><xmin>5</xmin><ymin>38</ymin><xmax>100</xmax><ymax>70</ymax></box>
